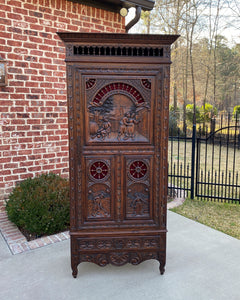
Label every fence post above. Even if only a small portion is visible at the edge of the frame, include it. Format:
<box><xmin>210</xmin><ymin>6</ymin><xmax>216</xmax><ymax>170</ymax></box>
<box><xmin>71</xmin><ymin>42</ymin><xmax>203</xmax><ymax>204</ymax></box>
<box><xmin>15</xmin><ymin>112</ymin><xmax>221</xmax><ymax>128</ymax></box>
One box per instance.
<box><xmin>191</xmin><ymin>124</ymin><xmax>196</xmax><ymax>199</ymax></box>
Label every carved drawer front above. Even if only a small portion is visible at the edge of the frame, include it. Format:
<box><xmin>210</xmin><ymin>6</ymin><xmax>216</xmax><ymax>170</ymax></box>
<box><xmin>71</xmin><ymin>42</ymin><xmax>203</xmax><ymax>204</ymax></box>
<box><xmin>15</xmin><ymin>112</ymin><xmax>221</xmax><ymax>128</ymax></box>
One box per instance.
<box><xmin>84</xmin><ymin>156</ymin><xmax>115</xmax><ymax>222</ymax></box>
<box><xmin>125</xmin><ymin>156</ymin><xmax>153</xmax><ymax>220</ymax></box>
<box><xmin>77</xmin><ymin>236</ymin><xmax>163</xmax><ymax>252</ymax></box>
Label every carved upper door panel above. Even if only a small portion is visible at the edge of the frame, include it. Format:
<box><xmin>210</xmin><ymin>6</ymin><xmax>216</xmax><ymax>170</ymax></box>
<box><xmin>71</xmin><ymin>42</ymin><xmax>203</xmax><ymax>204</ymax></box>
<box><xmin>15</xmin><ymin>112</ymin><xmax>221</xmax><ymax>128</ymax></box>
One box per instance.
<box><xmin>84</xmin><ymin>77</ymin><xmax>153</xmax><ymax>145</ymax></box>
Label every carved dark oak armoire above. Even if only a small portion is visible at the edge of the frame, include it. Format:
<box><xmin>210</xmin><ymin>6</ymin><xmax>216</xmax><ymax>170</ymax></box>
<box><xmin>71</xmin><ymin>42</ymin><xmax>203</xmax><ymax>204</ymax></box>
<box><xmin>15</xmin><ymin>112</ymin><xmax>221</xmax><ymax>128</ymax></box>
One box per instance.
<box><xmin>58</xmin><ymin>33</ymin><xmax>178</xmax><ymax>278</ymax></box>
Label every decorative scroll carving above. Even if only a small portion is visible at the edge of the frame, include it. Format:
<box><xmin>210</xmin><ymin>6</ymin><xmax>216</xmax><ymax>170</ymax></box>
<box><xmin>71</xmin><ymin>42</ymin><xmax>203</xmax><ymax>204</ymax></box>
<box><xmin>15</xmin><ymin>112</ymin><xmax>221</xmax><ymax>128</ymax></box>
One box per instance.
<box><xmin>79</xmin><ymin>240</ymin><xmax>95</xmax><ymax>250</ymax></box>
<box><xmin>77</xmin><ymin>236</ymin><xmax>162</xmax><ymax>251</ymax></box>
<box><xmin>110</xmin><ymin>253</ymin><xmax>129</xmax><ymax>266</ymax></box>
<box><xmin>72</xmin><ymin>235</ymin><xmax>166</xmax><ymax>277</ymax></box>
<box><xmin>96</xmin><ymin>240</ymin><xmax>113</xmax><ymax>249</ymax></box>
<box><xmin>78</xmin><ymin>252</ymin><xmax>162</xmax><ymax>268</ymax></box>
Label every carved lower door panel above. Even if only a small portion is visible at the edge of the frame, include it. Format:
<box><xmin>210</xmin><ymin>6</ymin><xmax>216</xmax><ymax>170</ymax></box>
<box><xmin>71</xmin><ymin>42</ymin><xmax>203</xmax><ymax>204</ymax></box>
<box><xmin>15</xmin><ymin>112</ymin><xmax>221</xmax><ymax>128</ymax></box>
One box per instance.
<box><xmin>58</xmin><ymin>32</ymin><xmax>179</xmax><ymax>278</ymax></box>
<box><xmin>84</xmin><ymin>156</ymin><xmax>114</xmax><ymax>221</ymax></box>
<box><xmin>125</xmin><ymin>156</ymin><xmax>152</xmax><ymax>220</ymax></box>
<box><xmin>70</xmin><ymin>152</ymin><xmax>167</xmax><ymax>277</ymax></box>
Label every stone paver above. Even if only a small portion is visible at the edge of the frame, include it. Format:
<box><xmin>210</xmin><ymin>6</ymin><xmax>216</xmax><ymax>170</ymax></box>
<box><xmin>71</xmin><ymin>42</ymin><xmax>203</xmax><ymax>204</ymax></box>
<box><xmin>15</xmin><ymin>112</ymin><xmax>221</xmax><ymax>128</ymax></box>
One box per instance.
<box><xmin>167</xmin><ymin>197</ymin><xmax>185</xmax><ymax>209</ymax></box>
<box><xmin>0</xmin><ymin>212</ymin><xmax>70</xmax><ymax>255</ymax></box>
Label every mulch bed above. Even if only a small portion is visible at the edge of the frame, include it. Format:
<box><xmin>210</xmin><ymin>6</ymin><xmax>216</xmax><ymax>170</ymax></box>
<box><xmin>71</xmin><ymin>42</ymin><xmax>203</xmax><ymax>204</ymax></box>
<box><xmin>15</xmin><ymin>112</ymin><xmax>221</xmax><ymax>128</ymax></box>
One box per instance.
<box><xmin>18</xmin><ymin>226</ymin><xmax>70</xmax><ymax>242</ymax></box>
<box><xmin>18</xmin><ymin>227</ymin><xmax>43</xmax><ymax>241</ymax></box>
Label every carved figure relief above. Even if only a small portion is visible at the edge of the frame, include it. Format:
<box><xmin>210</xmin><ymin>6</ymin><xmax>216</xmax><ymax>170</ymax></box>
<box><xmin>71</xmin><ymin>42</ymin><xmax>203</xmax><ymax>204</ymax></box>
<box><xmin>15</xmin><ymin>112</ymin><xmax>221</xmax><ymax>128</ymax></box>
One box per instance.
<box><xmin>88</xmin><ymin>184</ymin><xmax>110</xmax><ymax>218</ymax></box>
<box><xmin>118</xmin><ymin>112</ymin><xmax>140</xmax><ymax>141</ymax></box>
<box><xmin>127</xmin><ymin>184</ymin><xmax>150</xmax><ymax>217</ymax></box>
<box><xmin>86</xmin><ymin>81</ymin><xmax>151</xmax><ymax>143</ymax></box>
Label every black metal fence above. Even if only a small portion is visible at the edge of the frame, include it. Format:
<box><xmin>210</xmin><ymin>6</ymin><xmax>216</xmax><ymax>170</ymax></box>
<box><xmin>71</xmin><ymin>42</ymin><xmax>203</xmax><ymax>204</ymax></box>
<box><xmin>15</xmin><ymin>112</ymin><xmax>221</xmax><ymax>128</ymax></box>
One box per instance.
<box><xmin>168</xmin><ymin>114</ymin><xmax>240</xmax><ymax>203</ymax></box>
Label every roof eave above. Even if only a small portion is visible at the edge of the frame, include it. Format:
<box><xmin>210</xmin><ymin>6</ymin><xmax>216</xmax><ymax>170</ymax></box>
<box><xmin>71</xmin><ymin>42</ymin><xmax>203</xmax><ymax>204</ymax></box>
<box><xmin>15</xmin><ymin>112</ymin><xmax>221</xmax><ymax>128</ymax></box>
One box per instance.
<box><xmin>68</xmin><ymin>0</ymin><xmax>155</xmax><ymax>13</ymax></box>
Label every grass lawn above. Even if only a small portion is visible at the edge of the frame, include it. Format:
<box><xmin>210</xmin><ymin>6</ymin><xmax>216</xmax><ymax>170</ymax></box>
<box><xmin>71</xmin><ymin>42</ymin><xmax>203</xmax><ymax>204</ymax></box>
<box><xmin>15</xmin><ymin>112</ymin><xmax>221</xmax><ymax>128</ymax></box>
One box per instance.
<box><xmin>170</xmin><ymin>198</ymin><xmax>240</xmax><ymax>240</ymax></box>
<box><xmin>168</xmin><ymin>140</ymin><xmax>240</xmax><ymax>173</ymax></box>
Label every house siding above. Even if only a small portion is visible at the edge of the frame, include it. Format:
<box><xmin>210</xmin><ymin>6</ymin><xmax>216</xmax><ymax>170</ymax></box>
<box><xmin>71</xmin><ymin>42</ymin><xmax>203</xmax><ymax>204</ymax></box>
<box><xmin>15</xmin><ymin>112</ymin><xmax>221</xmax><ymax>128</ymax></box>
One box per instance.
<box><xmin>0</xmin><ymin>0</ymin><xmax>125</xmax><ymax>210</ymax></box>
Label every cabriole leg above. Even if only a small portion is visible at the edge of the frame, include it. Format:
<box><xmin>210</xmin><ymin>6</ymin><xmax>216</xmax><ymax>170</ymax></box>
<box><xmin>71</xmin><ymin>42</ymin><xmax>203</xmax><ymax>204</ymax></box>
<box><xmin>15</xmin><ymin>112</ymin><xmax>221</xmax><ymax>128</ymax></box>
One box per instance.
<box><xmin>72</xmin><ymin>267</ymin><xmax>78</xmax><ymax>278</ymax></box>
<box><xmin>159</xmin><ymin>261</ymin><xmax>165</xmax><ymax>275</ymax></box>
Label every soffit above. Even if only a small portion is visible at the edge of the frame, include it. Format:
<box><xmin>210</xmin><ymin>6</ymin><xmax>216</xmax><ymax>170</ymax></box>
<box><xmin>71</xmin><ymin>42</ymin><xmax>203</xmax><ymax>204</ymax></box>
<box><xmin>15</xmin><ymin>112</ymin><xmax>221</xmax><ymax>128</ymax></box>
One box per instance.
<box><xmin>69</xmin><ymin>0</ymin><xmax>155</xmax><ymax>12</ymax></box>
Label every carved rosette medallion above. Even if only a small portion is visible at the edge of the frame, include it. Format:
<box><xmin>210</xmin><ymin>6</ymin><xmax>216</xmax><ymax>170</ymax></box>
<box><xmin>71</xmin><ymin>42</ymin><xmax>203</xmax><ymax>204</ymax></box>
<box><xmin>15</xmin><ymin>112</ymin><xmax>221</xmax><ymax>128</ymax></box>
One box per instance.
<box><xmin>129</xmin><ymin>160</ymin><xmax>148</xmax><ymax>180</ymax></box>
<box><xmin>89</xmin><ymin>160</ymin><xmax>109</xmax><ymax>181</ymax></box>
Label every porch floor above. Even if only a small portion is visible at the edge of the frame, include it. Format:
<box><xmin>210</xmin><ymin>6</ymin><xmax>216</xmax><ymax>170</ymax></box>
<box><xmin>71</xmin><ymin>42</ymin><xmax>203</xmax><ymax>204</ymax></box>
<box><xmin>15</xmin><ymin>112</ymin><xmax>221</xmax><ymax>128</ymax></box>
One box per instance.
<box><xmin>0</xmin><ymin>210</ymin><xmax>240</xmax><ymax>300</ymax></box>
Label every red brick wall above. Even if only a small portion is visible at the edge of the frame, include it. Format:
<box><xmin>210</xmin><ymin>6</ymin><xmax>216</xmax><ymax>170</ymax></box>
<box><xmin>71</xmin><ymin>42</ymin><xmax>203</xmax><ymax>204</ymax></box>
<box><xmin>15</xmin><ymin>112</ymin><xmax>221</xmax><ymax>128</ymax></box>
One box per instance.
<box><xmin>0</xmin><ymin>0</ymin><xmax>125</xmax><ymax>210</ymax></box>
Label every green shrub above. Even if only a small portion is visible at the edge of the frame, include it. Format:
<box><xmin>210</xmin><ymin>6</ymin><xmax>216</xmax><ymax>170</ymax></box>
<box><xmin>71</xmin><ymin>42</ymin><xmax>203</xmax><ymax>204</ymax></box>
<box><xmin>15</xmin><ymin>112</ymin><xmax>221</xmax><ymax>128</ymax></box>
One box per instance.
<box><xmin>233</xmin><ymin>105</ymin><xmax>240</xmax><ymax>119</ymax></box>
<box><xmin>186</xmin><ymin>104</ymin><xmax>202</xmax><ymax>124</ymax></box>
<box><xmin>201</xmin><ymin>103</ymin><xmax>218</xmax><ymax>121</ymax></box>
<box><xmin>6</xmin><ymin>173</ymin><xmax>70</xmax><ymax>236</ymax></box>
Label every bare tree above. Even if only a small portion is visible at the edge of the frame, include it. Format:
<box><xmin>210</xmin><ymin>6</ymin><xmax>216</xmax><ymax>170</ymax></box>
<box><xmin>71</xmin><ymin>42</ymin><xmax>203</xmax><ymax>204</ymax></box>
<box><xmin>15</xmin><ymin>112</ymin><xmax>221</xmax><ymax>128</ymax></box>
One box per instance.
<box><xmin>138</xmin><ymin>0</ymin><xmax>240</xmax><ymax>120</ymax></box>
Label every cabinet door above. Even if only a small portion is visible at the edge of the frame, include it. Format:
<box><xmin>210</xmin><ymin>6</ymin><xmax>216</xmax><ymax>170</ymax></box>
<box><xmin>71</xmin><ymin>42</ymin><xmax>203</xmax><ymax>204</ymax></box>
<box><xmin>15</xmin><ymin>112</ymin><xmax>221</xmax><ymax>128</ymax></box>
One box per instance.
<box><xmin>83</xmin><ymin>155</ymin><xmax>116</xmax><ymax>223</ymax></box>
<box><xmin>75</xmin><ymin>72</ymin><xmax>162</xmax><ymax>228</ymax></box>
<box><xmin>124</xmin><ymin>155</ymin><xmax>153</xmax><ymax>221</ymax></box>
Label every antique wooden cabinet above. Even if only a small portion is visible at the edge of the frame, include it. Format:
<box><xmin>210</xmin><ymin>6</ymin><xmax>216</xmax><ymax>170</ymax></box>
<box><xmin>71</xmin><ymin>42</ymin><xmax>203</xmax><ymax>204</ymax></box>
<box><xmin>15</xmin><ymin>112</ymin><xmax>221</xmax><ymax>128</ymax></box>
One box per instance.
<box><xmin>58</xmin><ymin>33</ymin><xmax>178</xmax><ymax>277</ymax></box>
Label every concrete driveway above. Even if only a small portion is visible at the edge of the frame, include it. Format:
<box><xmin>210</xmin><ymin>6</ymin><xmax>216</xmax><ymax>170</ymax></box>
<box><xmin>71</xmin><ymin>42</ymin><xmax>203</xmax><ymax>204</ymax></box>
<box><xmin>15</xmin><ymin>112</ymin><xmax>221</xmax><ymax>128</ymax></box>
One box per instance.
<box><xmin>0</xmin><ymin>211</ymin><xmax>240</xmax><ymax>300</ymax></box>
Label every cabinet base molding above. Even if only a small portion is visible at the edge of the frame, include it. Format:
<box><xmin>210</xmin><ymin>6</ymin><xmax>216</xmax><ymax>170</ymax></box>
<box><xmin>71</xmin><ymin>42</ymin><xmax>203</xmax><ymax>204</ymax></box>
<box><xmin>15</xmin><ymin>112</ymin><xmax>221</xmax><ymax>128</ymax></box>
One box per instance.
<box><xmin>71</xmin><ymin>234</ymin><xmax>166</xmax><ymax>278</ymax></box>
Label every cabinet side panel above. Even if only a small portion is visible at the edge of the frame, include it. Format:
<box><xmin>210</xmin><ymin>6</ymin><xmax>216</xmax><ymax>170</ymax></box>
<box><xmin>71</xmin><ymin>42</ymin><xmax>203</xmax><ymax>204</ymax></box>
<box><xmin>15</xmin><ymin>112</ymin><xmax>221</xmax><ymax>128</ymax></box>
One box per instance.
<box><xmin>67</xmin><ymin>65</ymin><xmax>77</xmax><ymax>231</ymax></box>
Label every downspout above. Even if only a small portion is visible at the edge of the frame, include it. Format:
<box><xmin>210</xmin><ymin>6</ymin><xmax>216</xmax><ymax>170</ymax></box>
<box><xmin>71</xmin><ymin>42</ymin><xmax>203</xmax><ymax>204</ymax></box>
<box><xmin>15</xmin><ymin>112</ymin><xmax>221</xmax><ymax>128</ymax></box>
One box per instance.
<box><xmin>125</xmin><ymin>6</ymin><xmax>142</xmax><ymax>33</ymax></box>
